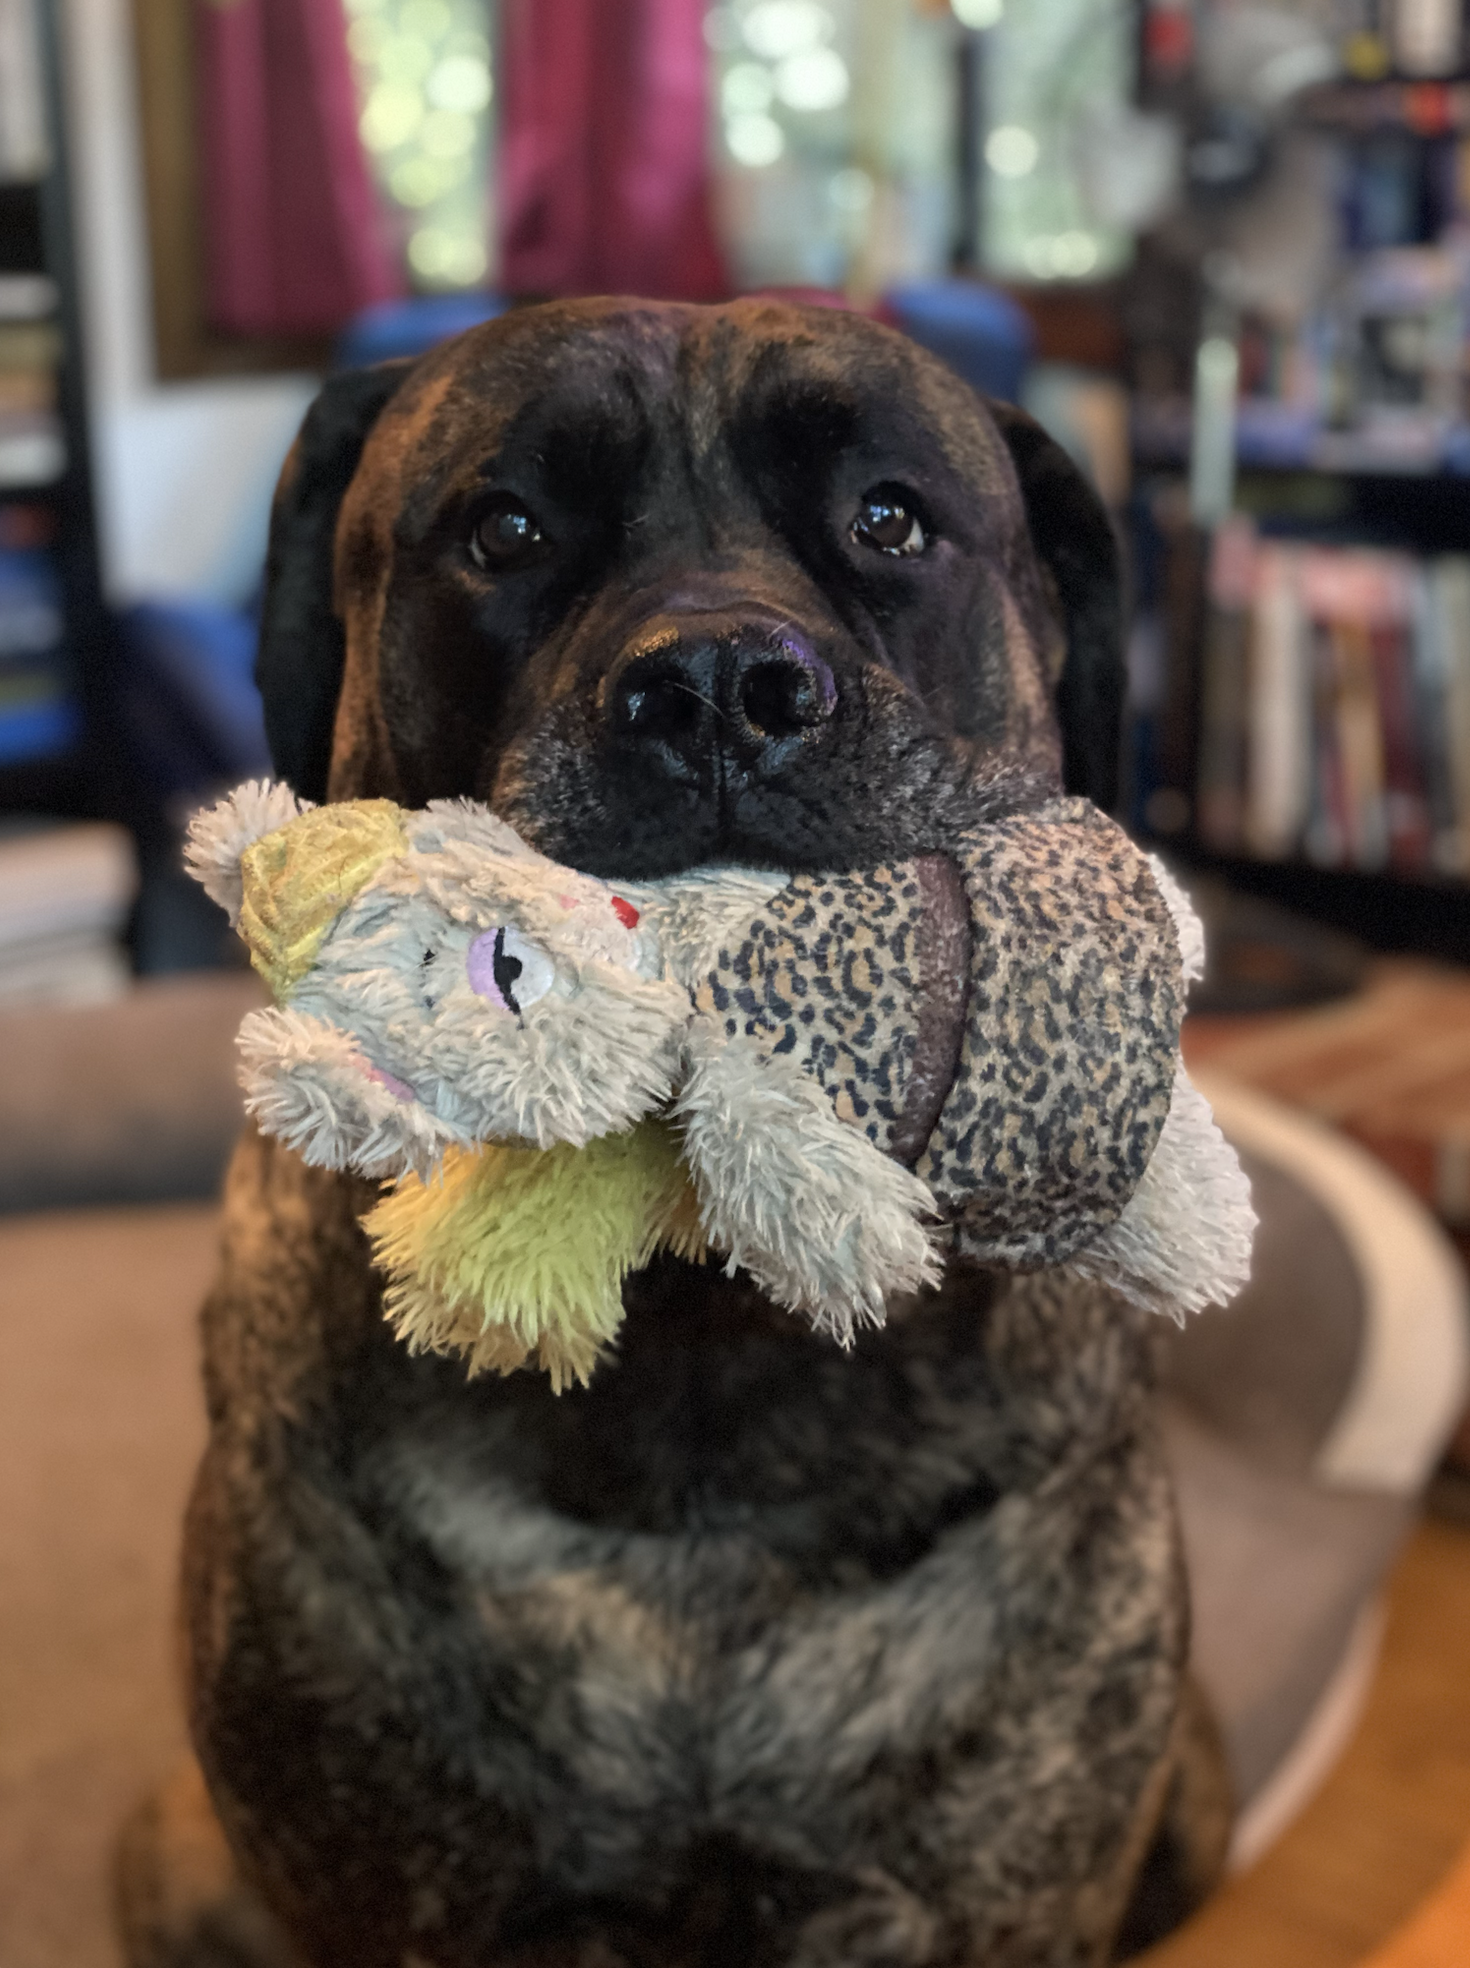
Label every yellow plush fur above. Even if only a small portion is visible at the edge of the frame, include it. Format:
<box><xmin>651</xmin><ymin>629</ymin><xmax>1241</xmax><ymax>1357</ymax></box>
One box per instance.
<box><xmin>237</xmin><ymin>799</ymin><xmax>408</xmax><ymax>999</ymax></box>
<box><xmin>365</xmin><ymin>1120</ymin><xmax>707</xmax><ymax>1391</ymax></box>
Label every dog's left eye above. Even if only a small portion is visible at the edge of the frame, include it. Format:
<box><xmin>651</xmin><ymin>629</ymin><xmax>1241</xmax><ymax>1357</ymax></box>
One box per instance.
<box><xmin>469</xmin><ymin>496</ymin><xmax>547</xmax><ymax>569</ymax></box>
<box><xmin>851</xmin><ymin>490</ymin><xmax>926</xmax><ymax>558</ymax></box>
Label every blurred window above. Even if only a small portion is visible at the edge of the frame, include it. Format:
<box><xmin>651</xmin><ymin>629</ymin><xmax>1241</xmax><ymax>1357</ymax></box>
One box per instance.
<box><xmin>706</xmin><ymin>0</ymin><xmax>958</xmax><ymax>294</ymax></box>
<box><xmin>345</xmin><ymin>0</ymin><xmax>497</xmax><ymax>290</ymax></box>
<box><xmin>978</xmin><ymin>0</ymin><xmax>1135</xmax><ymax>283</ymax></box>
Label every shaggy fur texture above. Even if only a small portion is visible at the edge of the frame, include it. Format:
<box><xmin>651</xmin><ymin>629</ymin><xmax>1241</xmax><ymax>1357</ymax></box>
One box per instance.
<box><xmin>369</xmin><ymin>1123</ymin><xmax>706</xmax><ymax>1389</ymax></box>
<box><xmin>119</xmin><ymin>298</ymin><xmax>1237</xmax><ymax>1968</ymax></box>
<box><xmin>1064</xmin><ymin>862</ymin><xmax>1255</xmax><ymax>1321</ymax></box>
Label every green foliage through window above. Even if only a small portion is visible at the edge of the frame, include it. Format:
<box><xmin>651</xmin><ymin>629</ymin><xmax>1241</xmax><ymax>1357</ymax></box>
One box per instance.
<box><xmin>344</xmin><ymin>0</ymin><xmax>495</xmax><ymax>290</ymax></box>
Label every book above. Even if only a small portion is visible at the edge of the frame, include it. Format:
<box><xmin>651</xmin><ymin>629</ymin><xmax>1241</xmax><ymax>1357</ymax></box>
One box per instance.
<box><xmin>1306</xmin><ymin>615</ymin><xmax>1349</xmax><ymax>867</ymax></box>
<box><xmin>0</xmin><ymin>822</ymin><xmax>135</xmax><ymax>948</ymax></box>
<box><xmin>0</xmin><ymin>928</ymin><xmax>129</xmax><ymax>1006</ymax></box>
<box><xmin>0</xmin><ymin>0</ymin><xmax>45</xmax><ymax>181</ymax></box>
<box><xmin>1301</xmin><ymin>548</ymin><xmax>1402</xmax><ymax>870</ymax></box>
<box><xmin>1436</xmin><ymin>558</ymin><xmax>1470</xmax><ymax>874</ymax></box>
<box><xmin>1195</xmin><ymin>516</ymin><xmax>1255</xmax><ymax>853</ymax></box>
<box><xmin>1411</xmin><ymin>557</ymin><xmax>1461</xmax><ymax>870</ymax></box>
<box><xmin>0</xmin><ymin>541</ymin><xmax>61</xmax><ymax>661</ymax></box>
<box><xmin>1244</xmin><ymin>543</ymin><xmax>1312</xmax><ymax>859</ymax></box>
<box><xmin>0</xmin><ymin>410</ymin><xmax>64</xmax><ymax>486</ymax></box>
<box><xmin>1370</xmin><ymin>569</ymin><xmax>1431</xmax><ymax>870</ymax></box>
<box><xmin>0</xmin><ymin>822</ymin><xmax>136</xmax><ymax>1006</ymax></box>
<box><xmin>1191</xmin><ymin>535</ymin><xmax>1470</xmax><ymax>875</ymax></box>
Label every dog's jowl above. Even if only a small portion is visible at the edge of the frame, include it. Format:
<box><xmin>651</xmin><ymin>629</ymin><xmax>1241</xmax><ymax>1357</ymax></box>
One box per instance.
<box><xmin>116</xmin><ymin>301</ymin><xmax>1231</xmax><ymax>1968</ymax></box>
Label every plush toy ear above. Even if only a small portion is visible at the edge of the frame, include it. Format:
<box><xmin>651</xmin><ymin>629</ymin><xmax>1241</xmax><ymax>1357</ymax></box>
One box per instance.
<box><xmin>233</xmin><ymin>798</ymin><xmax>409</xmax><ymax>999</ymax></box>
<box><xmin>184</xmin><ymin>779</ymin><xmax>313</xmax><ymax>926</ymax></box>
<box><xmin>257</xmin><ymin>361</ymin><xmax>414</xmax><ymax>802</ymax></box>
<box><xmin>236</xmin><ymin>1005</ymin><xmax>465</xmax><ymax>1180</ymax></box>
<box><xmin>989</xmin><ymin>400</ymin><xmax>1126</xmax><ymax>813</ymax></box>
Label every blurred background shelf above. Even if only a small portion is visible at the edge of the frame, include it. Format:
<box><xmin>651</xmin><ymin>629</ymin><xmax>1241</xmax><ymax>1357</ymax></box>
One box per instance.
<box><xmin>0</xmin><ymin>0</ymin><xmax>110</xmax><ymax>808</ymax></box>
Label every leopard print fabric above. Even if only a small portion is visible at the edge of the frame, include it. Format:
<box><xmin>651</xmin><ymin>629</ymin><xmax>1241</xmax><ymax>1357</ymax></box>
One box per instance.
<box><xmin>917</xmin><ymin>799</ymin><xmax>1181</xmax><ymax>1268</ymax></box>
<box><xmin>694</xmin><ymin>867</ymin><xmax>927</xmax><ymax>1153</ymax></box>
<box><xmin>695</xmin><ymin>799</ymin><xmax>1182</xmax><ymax>1268</ymax></box>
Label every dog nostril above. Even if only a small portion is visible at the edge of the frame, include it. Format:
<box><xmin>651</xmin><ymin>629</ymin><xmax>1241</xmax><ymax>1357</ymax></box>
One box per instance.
<box><xmin>614</xmin><ymin>664</ymin><xmax>707</xmax><ymax>743</ymax></box>
<box><xmin>740</xmin><ymin>658</ymin><xmax>835</xmax><ymax>738</ymax></box>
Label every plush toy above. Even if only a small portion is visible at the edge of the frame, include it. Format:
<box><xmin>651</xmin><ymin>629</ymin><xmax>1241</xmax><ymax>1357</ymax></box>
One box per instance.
<box><xmin>187</xmin><ymin>782</ymin><xmax>1255</xmax><ymax>1388</ymax></box>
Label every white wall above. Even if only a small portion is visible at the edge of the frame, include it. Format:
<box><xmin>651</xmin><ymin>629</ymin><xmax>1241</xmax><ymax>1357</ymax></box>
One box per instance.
<box><xmin>59</xmin><ymin>0</ymin><xmax>319</xmax><ymax>605</ymax></box>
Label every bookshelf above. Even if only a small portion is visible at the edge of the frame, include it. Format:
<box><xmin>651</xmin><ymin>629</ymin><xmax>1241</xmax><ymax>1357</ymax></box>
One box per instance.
<box><xmin>1128</xmin><ymin>31</ymin><xmax>1470</xmax><ymax>963</ymax></box>
<box><xmin>1130</xmin><ymin>473</ymin><xmax>1470</xmax><ymax>963</ymax></box>
<box><xmin>0</xmin><ymin>0</ymin><xmax>116</xmax><ymax>821</ymax></box>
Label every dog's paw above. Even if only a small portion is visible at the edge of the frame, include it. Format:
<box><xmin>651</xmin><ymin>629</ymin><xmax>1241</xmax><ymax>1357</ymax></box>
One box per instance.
<box><xmin>786</xmin><ymin>1869</ymin><xmax>940</xmax><ymax>1968</ymax></box>
<box><xmin>114</xmin><ymin>1761</ymin><xmax>309</xmax><ymax>1968</ymax></box>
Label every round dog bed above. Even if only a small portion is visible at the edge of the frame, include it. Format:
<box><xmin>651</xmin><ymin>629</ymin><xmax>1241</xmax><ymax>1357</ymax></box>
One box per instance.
<box><xmin>1163</xmin><ymin>1074</ymin><xmax>1469</xmax><ymax>1871</ymax></box>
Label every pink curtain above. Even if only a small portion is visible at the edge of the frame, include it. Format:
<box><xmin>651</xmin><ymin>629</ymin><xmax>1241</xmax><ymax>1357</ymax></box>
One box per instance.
<box><xmin>498</xmin><ymin>0</ymin><xmax>728</xmax><ymax>301</ymax></box>
<box><xmin>197</xmin><ymin>0</ymin><xmax>403</xmax><ymax>337</ymax></box>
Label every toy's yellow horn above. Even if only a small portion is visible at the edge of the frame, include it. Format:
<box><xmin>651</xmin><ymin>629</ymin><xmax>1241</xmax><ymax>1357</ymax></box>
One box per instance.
<box><xmin>237</xmin><ymin>799</ymin><xmax>408</xmax><ymax>1000</ymax></box>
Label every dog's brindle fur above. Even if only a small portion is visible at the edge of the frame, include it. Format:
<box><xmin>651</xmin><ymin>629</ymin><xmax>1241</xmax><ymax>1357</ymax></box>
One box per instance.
<box><xmin>117</xmin><ymin>300</ymin><xmax>1231</xmax><ymax>1968</ymax></box>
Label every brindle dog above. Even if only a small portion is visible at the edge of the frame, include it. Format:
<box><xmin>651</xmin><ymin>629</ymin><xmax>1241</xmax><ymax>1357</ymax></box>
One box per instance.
<box><xmin>116</xmin><ymin>298</ymin><xmax>1231</xmax><ymax>1968</ymax></box>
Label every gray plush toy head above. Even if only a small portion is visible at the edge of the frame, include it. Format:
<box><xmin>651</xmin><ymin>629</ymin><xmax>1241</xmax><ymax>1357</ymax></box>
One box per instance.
<box><xmin>186</xmin><ymin>784</ymin><xmax>702</xmax><ymax>1174</ymax></box>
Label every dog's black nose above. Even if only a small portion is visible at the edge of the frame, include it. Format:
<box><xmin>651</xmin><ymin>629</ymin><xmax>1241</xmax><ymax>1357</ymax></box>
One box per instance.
<box><xmin>608</xmin><ymin>622</ymin><xmax>837</xmax><ymax>779</ymax></box>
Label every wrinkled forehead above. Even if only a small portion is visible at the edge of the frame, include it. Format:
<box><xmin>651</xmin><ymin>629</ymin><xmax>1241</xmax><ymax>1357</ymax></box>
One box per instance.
<box><xmin>351</xmin><ymin>298</ymin><xmax>1023</xmax><ymax>532</ymax></box>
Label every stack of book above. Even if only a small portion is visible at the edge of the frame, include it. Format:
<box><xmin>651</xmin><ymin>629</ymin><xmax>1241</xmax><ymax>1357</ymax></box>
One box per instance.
<box><xmin>1196</xmin><ymin>517</ymin><xmax>1470</xmax><ymax>875</ymax></box>
<box><xmin>0</xmin><ymin>500</ymin><xmax>71</xmax><ymax>766</ymax></box>
<box><xmin>0</xmin><ymin>280</ymin><xmax>63</xmax><ymax>491</ymax></box>
<box><xmin>0</xmin><ymin>821</ymin><xmax>135</xmax><ymax>1005</ymax></box>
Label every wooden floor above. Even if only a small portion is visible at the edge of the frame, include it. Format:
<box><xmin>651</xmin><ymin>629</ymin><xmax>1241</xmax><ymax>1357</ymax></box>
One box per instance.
<box><xmin>1144</xmin><ymin>1515</ymin><xmax>1470</xmax><ymax>1968</ymax></box>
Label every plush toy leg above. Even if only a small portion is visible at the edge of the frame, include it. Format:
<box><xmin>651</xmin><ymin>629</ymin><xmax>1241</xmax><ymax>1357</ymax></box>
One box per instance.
<box><xmin>675</xmin><ymin>1022</ymin><xmax>941</xmax><ymax>1342</ymax></box>
<box><xmin>236</xmin><ymin>1004</ymin><xmax>464</xmax><ymax>1180</ymax></box>
<box><xmin>1063</xmin><ymin>1063</ymin><xmax>1255</xmax><ymax>1319</ymax></box>
<box><xmin>364</xmin><ymin>1120</ymin><xmax>705</xmax><ymax>1392</ymax></box>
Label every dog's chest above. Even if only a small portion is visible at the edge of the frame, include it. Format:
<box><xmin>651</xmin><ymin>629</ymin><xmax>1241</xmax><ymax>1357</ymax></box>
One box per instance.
<box><xmin>378</xmin><ymin>1398</ymin><xmax>1176</xmax><ymax>1902</ymax></box>
<box><xmin>393</xmin><ymin>1426</ymin><xmax>994</xmax><ymax>1795</ymax></box>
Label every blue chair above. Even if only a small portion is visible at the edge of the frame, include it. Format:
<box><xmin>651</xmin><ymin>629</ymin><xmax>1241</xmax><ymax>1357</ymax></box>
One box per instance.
<box><xmin>116</xmin><ymin>599</ymin><xmax>270</xmax><ymax>801</ymax></box>
<box><xmin>334</xmin><ymin>291</ymin><xmax>510</xmax><ymax>369</ymax></box>
<box><xmin>884</xmin><ymin>280</ymin><xmax>1034</xmax><ymax>407</ymax></box>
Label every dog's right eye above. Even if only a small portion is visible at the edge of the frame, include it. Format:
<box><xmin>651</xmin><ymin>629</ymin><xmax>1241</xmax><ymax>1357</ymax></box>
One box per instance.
<box><xmin>469</xmin><ymin>496</ymin><xmax>548</xmax><ymax>570</ymax></box>
<box><xmin>851</xmin><ymin>488</ymin><xmax>927</xmax><ymax>559</ymax></box>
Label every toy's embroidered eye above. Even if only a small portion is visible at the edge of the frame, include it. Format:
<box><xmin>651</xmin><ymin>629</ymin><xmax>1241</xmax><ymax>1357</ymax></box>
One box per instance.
<box><xmin>418</xmin><ymin>945</ymin><xmax>441</xmax><ymax>1011</ymax></box>
<box><xmin>467</xmin><ymin>926</ymin><xmax>554</xmax><ymax>1014</ymax></box>
<box><xmin>851</xmin><ymin>487</ymin><xmax>926</xmax><ymax>558</ymax></box>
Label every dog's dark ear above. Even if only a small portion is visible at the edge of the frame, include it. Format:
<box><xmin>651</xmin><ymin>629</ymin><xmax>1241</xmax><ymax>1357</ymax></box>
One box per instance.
<box><xmin>988</xmin><ymin>401</ymin><xmax>1125</xmax><ymax>813</ymax></box>
<box><xmin>256</xmin><ymin>361</ymin><xmax>413</xmax><ymax>802</ymax></box>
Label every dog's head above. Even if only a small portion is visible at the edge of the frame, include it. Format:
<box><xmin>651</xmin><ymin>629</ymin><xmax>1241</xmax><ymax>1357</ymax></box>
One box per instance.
<box><xmin>258</xmin><ymin>297</ymin><xmax>1123</xmax><ymax>877</ymax></box>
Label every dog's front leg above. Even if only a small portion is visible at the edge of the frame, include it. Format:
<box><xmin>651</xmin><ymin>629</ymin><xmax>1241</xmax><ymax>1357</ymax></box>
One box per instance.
<box><xmin>115</xmin><ymin>1755</ymin><xmax>309</xmax><ymax>1968</ymax></box>
<box><xmin>779</xmin><ymin>1867</ymin><xmax>941</xmax><ymax>1968</ymax></box>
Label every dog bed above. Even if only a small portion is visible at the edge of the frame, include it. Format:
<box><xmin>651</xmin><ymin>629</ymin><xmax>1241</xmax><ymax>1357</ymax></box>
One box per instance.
<box><xmin>1163</xmin><ymin>1074</ymin><xmax>1469</xmax><ymax>1871</ymax></box>
<box><xmin>0</xmin><ymin>986</ymin><xmax>1465</xmax><ymax>1965</ymax></box>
